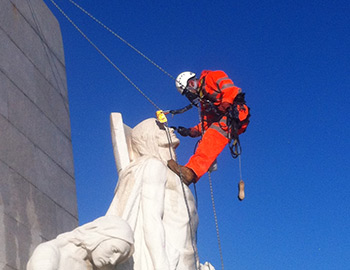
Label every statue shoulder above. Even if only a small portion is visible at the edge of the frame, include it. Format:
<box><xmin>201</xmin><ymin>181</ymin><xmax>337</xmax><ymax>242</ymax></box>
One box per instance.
<box><xmin>27</xmin><ymin>241</ymin><xmax>59</xmax><ymax>270</ymax></box>
<box><xmin>141</xmin><ymin>157</ymin><xmax>168</xmax><ymax>182</ymax></box>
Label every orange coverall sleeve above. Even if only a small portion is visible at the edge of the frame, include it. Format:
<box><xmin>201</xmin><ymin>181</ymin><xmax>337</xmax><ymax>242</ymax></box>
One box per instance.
<box><xmin>210</xmin><ymin>71</ymin><xmax>241</xmax><ymax>105</ymax></box>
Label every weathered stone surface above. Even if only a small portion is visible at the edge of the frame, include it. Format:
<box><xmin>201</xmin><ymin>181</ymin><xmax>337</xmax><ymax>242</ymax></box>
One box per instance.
<box><xmin>8</xmin><ymin>84</ymin><xmax>74</xmax><ymax>177</ymax></box>
<box><xmin>0</xmin><ymin>212</ymin><xmax>39</xmax><ymax>270</ymax></box>
<box><xmin>0</xmin><ymin>116</ymin><xmax>77</xmax><ymax>217</ymax></box>
<box><xmin>0</xmin><ymin>115</ymin><xmax>38</xmax><ymax>184</ymax></box>
<box><xmin>34</xmin><ymin>149</ymin><xmax>77</xmax><ymax>216</ymax></box>
<box><xmin>0</xmin><ymin>157</ymin><xmax>77</xmax><ymax>237</ymax></box>
<box><xmin>0</xmin><ymin>72</ymin><xmax>9</xmax><ymax>119</ymax></box>
<box><xmin>0</xmin><ymin>29</ymin><xmax>71</xmax><ymax>140</ymax></box>
<box><xmin>0</xmin><ymin>261</ymin><xmax>16</xmax><ymax>270</ymax></box>
<box><xmin>0</xmin><ymin>0</ymin><xmax>66</xmax><ymax>92</ymax></box>
<box><xmin>2</xmin><ymin>0</ymin><xmax>66</xmax><ymax>67</ymax></box>
<box><xmin>55</xmin><ymin>204</ymin><xmax>80</xmax><ymax>236</ymax></box>
<box><xmin>0</xmin><ymin>1</ymin><xmax>78</xmax><ymax>269</ymax></box>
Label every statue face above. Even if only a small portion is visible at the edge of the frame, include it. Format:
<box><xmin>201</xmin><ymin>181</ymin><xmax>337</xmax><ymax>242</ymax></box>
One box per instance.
<box><xmin>91</xmin><ymin>238</ymin><xmax>131</xmax><ymax>267</ymax></box>
<box><xmin>156</xmin><ymin>122</ymin><xmax>180</xmax><ymax>148</ymax></box>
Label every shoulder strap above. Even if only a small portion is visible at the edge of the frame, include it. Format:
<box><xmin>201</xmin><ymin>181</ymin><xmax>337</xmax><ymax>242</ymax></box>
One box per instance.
<box><xmin>198</xmin><ymin>76</ymin><xmax>206</xmax><ymax>99</ymax></box>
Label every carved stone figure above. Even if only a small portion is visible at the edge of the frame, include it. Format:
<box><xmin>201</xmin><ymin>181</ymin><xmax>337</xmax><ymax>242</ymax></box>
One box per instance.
<box><xmin>106</xmin><ymin>118</ymin><xmax>199</xmax><ymax>270</ymax></box>
<box><xmin>27</xmin><ymin>215</ymin><xmax>134</xmax><ymax>270</ymax></box>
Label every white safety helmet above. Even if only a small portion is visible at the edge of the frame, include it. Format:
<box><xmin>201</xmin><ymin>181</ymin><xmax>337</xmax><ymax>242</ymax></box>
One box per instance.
<box><xmin>175</xmin><ymin>71</ymin><xmax>196</xmax><ymax>95</ymax></box>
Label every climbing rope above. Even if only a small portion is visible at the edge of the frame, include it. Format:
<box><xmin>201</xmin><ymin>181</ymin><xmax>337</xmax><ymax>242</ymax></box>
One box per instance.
<box><xmin>239</xmin><ymin>154</ymin><xmax>243</xmax><ymax>181</ymax></box>
<box><xmin>208</xmin><ymin>172</ymin><xmax>225</xmax><ymax>270</ymax></box>
<box><xmin>197</xmin><ymin>106</ymin><xmax>225</xmax><ymax>270</ymax></box>
<box><xmin>163</xmin><ymin>123</ymin><xmax>200</xmax><ymax>270</ymax></box>
<box><xmin>66</xmin><ymin>0</ymin><xmax>176</xmax><ymax>82</ymax></box>
<box><xmin>48</xmin><ymin>0</ymin><xmax>162</xmax><ymax>111</ymax></box>
<box><xmin>48</xmin><ymin>0</ymin><xmax>201</xmax><ymax>266</ymax></box>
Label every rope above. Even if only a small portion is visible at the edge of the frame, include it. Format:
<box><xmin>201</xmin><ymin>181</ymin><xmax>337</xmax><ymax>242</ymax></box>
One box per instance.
<box><xmin>48</xmin><ymin>0</ymin><xmax>162</xmax><ymax>111</ymax></box>
<box><xmin>46</xmin><ymin>2</ymin><xmax>219</xmax><ymax>268</ymax></box>
<box><xmin>66</xmin><ymin>0</ymin><xmax>176</xmax><ymax>82</ymax></box>
<box><xmin>164</xmin><ymin>124</ymin><xmax>200</xmax><ymax>270</ymax></box>
<box><xmin>197</xmin><ymin>105</ymin><xmax>225</xmax><ymax>270</ymax></box>
<box><xmin>208</xmin><ymin>172</ymin><xmax>225</xmax><ymax>270</ymax></box>
<box><xmin>48</xmin><ymin>0</ymin><xmax>194</xmax><ymax>110</ymax></box>
<box><xmin>49</xmin><ymin>1</ymin><xmax>199</xmax><ymax>262</ymax></box>
<box><xmin>65</xmin><ymin>0</ymin><xmax>193</xmax><ymax>96</ymax></box>
<box><xmin>238</xmin><ymin>154</ymin><xmax>243</xmax><ymax>180</ymax></box>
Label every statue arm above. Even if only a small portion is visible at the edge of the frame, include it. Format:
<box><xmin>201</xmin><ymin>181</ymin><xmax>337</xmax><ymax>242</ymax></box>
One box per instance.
<box><xmin>141</xmin><ymin>158</ymin><xmax>170</xmax><ymax>270</ymax></box>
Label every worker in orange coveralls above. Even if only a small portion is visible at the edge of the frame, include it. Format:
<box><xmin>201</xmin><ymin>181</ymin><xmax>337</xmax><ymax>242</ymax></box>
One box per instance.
<box><xmin>167</xmin><ymin>70</ymin><xmax>249</xmax><ymax>187</ymax></box>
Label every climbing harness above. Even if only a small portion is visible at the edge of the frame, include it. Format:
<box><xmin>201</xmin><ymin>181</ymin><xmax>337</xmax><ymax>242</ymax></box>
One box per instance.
<box><xmin>226</xmin><ymin>93</ymin><xmax>251</xmax><ymax>159</ymax></box>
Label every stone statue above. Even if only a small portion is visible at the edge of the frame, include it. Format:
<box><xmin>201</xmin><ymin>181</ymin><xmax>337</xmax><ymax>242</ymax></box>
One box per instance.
<box><xmin>106</xmin><ymin>118</ymin><xmax>200</xmax><ymax>270</ymax></box>
<box><xmin>27</xmin><ymin>215</ymin><xmax>134</xmax><ymax>270</ymax></box>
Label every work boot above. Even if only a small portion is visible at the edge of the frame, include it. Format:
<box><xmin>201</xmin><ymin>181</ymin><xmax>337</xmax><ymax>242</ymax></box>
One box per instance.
<box><xmin>167</xmin><ymin>159</ymin><xmax>196</xmax><ymax>185</ymax></box>
<box><xmin>238</xmin><ymin>180</ymin><xmax>245</xmax><ymax>201</ymax></box>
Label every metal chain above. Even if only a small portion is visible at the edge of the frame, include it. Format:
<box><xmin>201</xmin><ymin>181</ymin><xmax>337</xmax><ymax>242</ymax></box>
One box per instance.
<box><xmin>48</xmin><ymin>0</ymin><xmax>162</xmax><ymax>111</ymax></box>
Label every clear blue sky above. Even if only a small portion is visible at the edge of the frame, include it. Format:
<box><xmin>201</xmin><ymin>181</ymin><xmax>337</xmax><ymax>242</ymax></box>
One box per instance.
<box><xmin>44</xmin><ymin>0</ymin><xmax>349</xmax><ymax>269</ymax></box>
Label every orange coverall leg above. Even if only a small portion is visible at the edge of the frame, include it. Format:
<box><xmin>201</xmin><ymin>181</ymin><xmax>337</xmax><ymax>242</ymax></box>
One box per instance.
<box><xmin>185</xmin><ymin>126</ymin><xmax>229</xmax><ymax>180</ymax></box>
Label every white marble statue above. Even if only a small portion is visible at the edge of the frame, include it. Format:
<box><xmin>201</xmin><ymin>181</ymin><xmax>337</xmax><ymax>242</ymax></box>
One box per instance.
<box><xmin>27</xmin><ymin>215</ymin><xmax>134</xmax><ymax>270</ymax></box>
<box><xmin>106</xmin><ymin>117</ymin><xmax>200</xmax><ymax>270</ymax></box>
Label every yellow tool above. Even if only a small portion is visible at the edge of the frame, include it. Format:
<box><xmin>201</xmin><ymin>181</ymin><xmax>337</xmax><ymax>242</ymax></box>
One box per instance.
<box><xmin>156</xmin><ymin>110</ymin><xmax>168</xmax><ymax>123</ymax></box>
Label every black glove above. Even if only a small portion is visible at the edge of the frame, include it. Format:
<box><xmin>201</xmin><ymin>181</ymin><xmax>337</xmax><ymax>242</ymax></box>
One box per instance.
<box><xmin>168</xmin><ymin>104</ymin><xmax>193</xmax><ymax>115</ymax></box>
<box><xmin>177</xmin><ymin>126</ymin><xmax>191</xmax><ymax>137</ymax></box>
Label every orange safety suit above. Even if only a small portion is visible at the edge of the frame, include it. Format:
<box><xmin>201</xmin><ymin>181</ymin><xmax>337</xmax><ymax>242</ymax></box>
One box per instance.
<box><xmin>185</xmin><ymin>70</ymin><xmax>248</xmax><ymax>180</ymax></box>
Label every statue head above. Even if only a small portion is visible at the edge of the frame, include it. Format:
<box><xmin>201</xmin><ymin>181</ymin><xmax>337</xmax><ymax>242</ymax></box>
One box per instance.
<box><xmin>58</xmin><ymin>215</ymin><xmax>134</xmax><ymax>267</ymax></box>
<box><xmin>131</xmin><ymin>118</ymin><xmax>179</xmax><ymax>160</ymax></box>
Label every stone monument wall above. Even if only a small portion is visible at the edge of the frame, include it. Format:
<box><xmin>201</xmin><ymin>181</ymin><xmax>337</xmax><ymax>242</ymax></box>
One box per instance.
<box><xmin>0</xmin><ymin>0</ymin><xmax>78</xmax><ymax>269</ymax></box>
